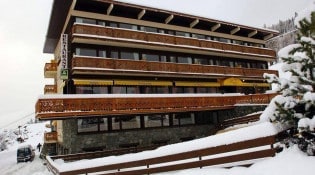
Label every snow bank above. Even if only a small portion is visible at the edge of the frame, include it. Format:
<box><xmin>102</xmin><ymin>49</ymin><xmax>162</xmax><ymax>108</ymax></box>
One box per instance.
<box><xmin>52</xmin><ymin>122</ymin><xmax>280</xmax><ymax>172</ymax></box>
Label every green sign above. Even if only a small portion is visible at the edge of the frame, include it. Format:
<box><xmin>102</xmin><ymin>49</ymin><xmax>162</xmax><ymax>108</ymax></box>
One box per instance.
<box><xmin>60</xmin><ymin>69</ymin><xmax>68</xmax><ymax>80</ymax></box>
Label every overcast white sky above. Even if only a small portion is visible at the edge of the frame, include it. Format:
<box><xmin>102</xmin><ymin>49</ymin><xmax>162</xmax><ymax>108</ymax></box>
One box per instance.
<box><xmin>0</xmin><ymin>0</ymin><xmax>312</xmax><ymax>128</ymax></box>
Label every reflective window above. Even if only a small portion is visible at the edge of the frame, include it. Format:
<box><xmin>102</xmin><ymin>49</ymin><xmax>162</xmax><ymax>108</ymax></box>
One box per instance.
<box><xmin>75</xmin><ymin>48</ymin><xmax>97</xmax><ymax>57</ymax></box>
<box><xmin>110</xmin><ymin>50</ymin><xmax>119</xmax><ymax>59</ymax></box>
<box><xmin>75</xmin><ymin>17</ymin><xmax>96</xmax><ymax>25</ymax></box>
<box><xmin>112</xmin><ymin>116</ymin><xmax>140</xmax><ymax>130</ymax></box>
<box><xmin>194</xmin><ymin>58</ymin><xmax>208</xmax><ymax>65</ymax></box>
<box><xmin>192</xmin><ymin>34</ymin><xmax>206</xmax><ymax>39</ymax></box>
<box><xmin>145</xmin><ymin>114</ymin><xmax>169</xmax><ymax>128</ymax></box>
<box><xmin>175</xmin><ymin>31</ymin><xmax>190</xmax><ymax>37</ymax></box>
<box><xmin>120</xmin><ymin>23</ymin><xmax>138</xmax><ymax>30</ymax></box>
<box><xmin>121</xmin><ymin>51</ymin><xmax>139</xmax><ymax>60</ymax></box>
<box><xmin>178</xmin><ymin>57</ymin><xmax>192</xmax><ymax>64</ymax></box>
<box><xmin>78</xmin><ymin>118</ymin><xmax>108</xmax><ymax>133</ymax></box>
<box><xmin>142</xmin><ymin>54</ymin><xmax>159</xmax><ymax>62</ymax></box>
<box><xmin>98</xmin><ymin>50</ymin><xmax>106</xmax><ymax>58</ymax></box>
<box><xmin>76</xmin><ymin>86</ymin><xmax>108</xmax><ymax>94</ymax></box>
<box><xmin>140</xmin><ymin>26</ymin><xmax>158</xmax><ymax>33</ymax></box>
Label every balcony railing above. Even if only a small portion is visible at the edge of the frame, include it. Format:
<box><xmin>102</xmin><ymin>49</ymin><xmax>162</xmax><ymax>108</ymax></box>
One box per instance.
<box><xmin>44</xmin><ymin>85</ymin><xmax>57</xmax><ymax>94</ymax></box>
<box><xmin>72</xmin><ymin>24</ymin><xmax>276</xmax><ymax>58</ymax></box>
<box><xmin>72</xmin><ymin>56</ymin><xmax>278</xmax><ymax>78</ymax></box>
<box><xmin>35</xmin><ymin>93</ymin><xmax>277</xmax><ymax>120</ymax></box>
<box><xmin>44</xmin><ymin>132</ymin><xmax>57</xmax><ymax>143</ymax></box>
<box><xmin>44</xmin><ymin>63</ymin><xmax>57</xmax><ymax>78</ymax></box>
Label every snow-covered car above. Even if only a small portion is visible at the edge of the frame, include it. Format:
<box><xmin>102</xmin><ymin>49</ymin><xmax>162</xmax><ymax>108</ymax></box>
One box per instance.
<box><xmin>17</xmin><ymin>145</ymin><xmax>35</xmax><ymax>163</ymax></box>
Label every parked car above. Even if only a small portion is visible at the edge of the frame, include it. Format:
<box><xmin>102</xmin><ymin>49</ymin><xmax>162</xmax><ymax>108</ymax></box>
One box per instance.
<box><xmin>17</xmin><ymin>145</ymin><xmax>35</xmax><ymax>163</ymax></box>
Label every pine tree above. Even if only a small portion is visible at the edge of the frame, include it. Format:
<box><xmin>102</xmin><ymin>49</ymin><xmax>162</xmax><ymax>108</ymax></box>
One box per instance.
<box><xmin>263</xmin><ymin>11</ymin><xmax>315</xmax><ymax>155</ymax></box>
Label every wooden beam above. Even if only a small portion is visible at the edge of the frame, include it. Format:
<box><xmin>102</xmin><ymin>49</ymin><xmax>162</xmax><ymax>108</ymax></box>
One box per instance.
<box><xmin>107</xmin><ymin>4</ymin><xmax>114</xmax><ymax>15</ymax></box>
<box><xmin>138</xmin><ymin>9</ymin><xmax>146</xmax><ymax>20</ymax></box>
<box><xmin>165</xmin><ymin>14</ymin><xmax>174</xmax><ymax>24</ymax></box>
<box><xmin>190</xmin><ymin>19</ymin><xmax>199</xmax><ymax>28</ymax></box>
<box><xmin>211</xmin><ymin>23</ymin><xmax>221</xmax><ymax>32</ymax></box>
<box><xmin>248</xmin><ymin>30</ymin><xmax>258</xmax><ymax>38</ymax></box>
<box><xmin>264</xmin><ymin>33</ymin><xmax>274</xmax><ymax>40</ymax></box>
<box><xmin>230</xmin><ymin>27</ymin><xmax>240</xmax><ymax>35</ymax></box>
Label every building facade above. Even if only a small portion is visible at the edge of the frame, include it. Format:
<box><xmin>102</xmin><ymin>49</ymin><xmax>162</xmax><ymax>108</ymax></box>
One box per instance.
<box><xmin>37</xmin><ymin>0</ymin><xmax>279</xmax><ymax>155</ymax></box>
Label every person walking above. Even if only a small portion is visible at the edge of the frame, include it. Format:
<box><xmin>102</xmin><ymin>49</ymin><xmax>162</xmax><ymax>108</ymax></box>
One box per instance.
<box><xmin>37</xmin><ymin>143</ymin><xmax>42</xmax><ymax>152</ymax></box>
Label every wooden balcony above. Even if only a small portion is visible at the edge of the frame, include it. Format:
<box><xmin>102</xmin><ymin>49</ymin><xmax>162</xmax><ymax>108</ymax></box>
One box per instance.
<box><xmin>44</xmin><ymin>62</ymin><xmax>57</xmax><ymax>78</ymax></box>
<box><xmin>44</xmin><ymin>132</ymin><xmax>57</xmax><ymax>143</ymax></box>
<box><xmin>72</xmin><ymin>56</ymin><xmax>278</xmax><ymax>79</ymax></box>
<box><xmin>44</xmin><ymin>85</ymin><xmax>57</xmax><ymax>94</ymax></box>
<box><xmin>72</xmin><ymin>24</ymin><xmax>276</xmax><ymax>60</ymax></box>
<box><xmin>35</xmin><ymin>93</ymin><xmax>277</xmax><ymax>120</ymax></box>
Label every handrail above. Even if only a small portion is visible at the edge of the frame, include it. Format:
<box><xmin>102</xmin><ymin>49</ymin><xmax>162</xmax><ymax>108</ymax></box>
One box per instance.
<box><xmin>46</xmin><ymin>135</ymin><xmax>276</xmax><ymax>175</ymax></box>
<box><xmin>72</xmin><ymin>24</ymin><xmax>276</xmax><ymax>58</ymax></box>
<box><xmin>72</xmin><ymin>56</ymin><xmax>278</xmax><ymax>78</ymax></box>
<box><xmin>35</xmin><ymin>94</ymin><xmax>277</xmax><ymax>120</ymax></box>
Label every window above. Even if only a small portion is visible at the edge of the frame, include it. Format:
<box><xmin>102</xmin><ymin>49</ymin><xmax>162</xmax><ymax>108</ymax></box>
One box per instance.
<box><xmin>75</xmin><ymin>48</ymin><xmax>97</xmax><ymax>57</ymax></box>
<box><xmin>97</xmin><ymin>21</ymin><xmax>106</xmax><ymax>26</ymax></box>
<box><xmin>98</xmin><ymin>50</ymin><xmax>106</xmax><ymax>58</ymax></box>
<box><xmin>178</xmin><ymin>57</ymin><xmax>192</xmax><ymax>64</ymax></box>
<box><xmin>175</xmin><ymin>31</ymin><xmax>190</xmax><ymax>37</ymax></box>
<box><xmin>145</xmin><ymin>114</ymin><xmax>169</xmax><ymax>128</ymax></box>
<box><xmin>75</xmin><ymin>17</ymin><xmax>96</xmax><ymax>25</ymax></box>
<box><xmin>78</xmin><ymin>118</ymin><xmax>108</xmax><ymax>133</ymax></box>
<box><xmin>120</xmin><ymin>23</ymin><xmax>138</xmax><ymax>30</ymax></box>
<box><xmin>121</xmin><ymin>51</ymin><xmax>139</xmax><ymax>60</ymax></box>
<box><xmin>76</xmin><ymin>86</ymin><xmax>108</xmax><ymax>94</ymax></box>
<box><xmin>172</xmin><ymin>113</ymin><xmax>195</xmax><ymax>126</ymax></box>
<box><xmin>112</xmin><ymin>86</ymin><xmax>138</xmax><ymax>94</ymax></box>
<box><xmin>112</xmin><ymin>116</ymin><xmax>140</xmax><ymax>130</ymax></box>
<box><xmin>110</xmin><ymin>50</ymin><xmax>119</xmax><ymax>59</ymax></box>
<box><xmin>109</xmin><ymin>22</ymin><xmax>118</xmax><ymax>28</ymax></box>
<box><xmin>191</xmin><ymin>34</ymin><xmax>206</xmax><ymax>39</ymax></box>
<box><xmin>194</xmin><ymin>58</ymin><xmax>208</xmax><ymax>65</ymax></box>
<box><xmin>142</xmin><ymin>54</ymin><xmax>159</xmax><ymax>62</ymax></box>
<box><xmin>169</xmin><ymin>56</ymin><xmax>176</xmax><ymax>63</ymax></box>
<box><xmin>140</xmin><ymin>26</ymin><xmax>158</xmax><ymax>33</ymax></box>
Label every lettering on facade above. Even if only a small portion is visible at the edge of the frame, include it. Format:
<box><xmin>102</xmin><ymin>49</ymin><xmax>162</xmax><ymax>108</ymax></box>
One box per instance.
<box><xmin>60</xmin><ymin>34</ymin><xmax>68</xmax><ymax>80</ymax></box>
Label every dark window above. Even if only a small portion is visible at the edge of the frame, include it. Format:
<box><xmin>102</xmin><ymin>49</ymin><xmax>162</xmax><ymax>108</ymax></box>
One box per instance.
<box><xmin>78</xmin><ymin>118</ymin><xmax>108</xmax><ymax>133</ymax></box>
<box><xmin>121</xmin><ymin>51</ymin><xmax>139</xmax><ymax>60</ymax></box>
<box><xmin>75</xmin><ymin>48</ymin><xmax>97</xmax><ymax>57</ymax></box>
<box><xmin>142</xmin><ymin>54</ymin><xmax>159</xmax><ymax>62</ymax></box>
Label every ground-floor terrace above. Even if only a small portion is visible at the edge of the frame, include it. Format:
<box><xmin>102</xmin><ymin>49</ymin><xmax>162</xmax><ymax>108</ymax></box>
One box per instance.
<box><xmin>37</xmin><ymin>93</ymin><xmax>276</xmax><ymax>155</ymax></box>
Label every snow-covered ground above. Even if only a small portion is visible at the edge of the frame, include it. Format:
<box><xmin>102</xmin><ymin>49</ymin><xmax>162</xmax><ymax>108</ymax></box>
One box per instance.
<box><xmin>1</xmin><ymin>120</ymin><xmax>315</xmax><ymax>175</ymax></box>
<box><xmin>0</xmin><ymin>122</ymin><xmax>52</xmax><ymax>175</ymax></box>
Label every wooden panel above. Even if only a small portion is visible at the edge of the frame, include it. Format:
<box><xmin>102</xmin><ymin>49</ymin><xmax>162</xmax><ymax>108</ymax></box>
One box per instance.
<box><xmin>72</xmin><ymin>24</ymin><xmax>276</xmax><ymax>58</ymax></box>
<box><xmin>35</xmin><ymin>94</ymin><xmax>276</xmax><ymax>120</ymax></box>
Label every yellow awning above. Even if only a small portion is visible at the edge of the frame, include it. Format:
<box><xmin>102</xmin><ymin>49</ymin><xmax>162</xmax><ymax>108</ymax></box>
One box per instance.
<box><xmin>175</xmin><ymin>81</ymin><xmax>220</xmax><ymax>87</ymax></box>
<box><xmin>73</xmin><ymin>79</ymin><xmax>113</xmax><ymax>86</ymax></box>
<box><xmin>114</xmin><ymin>80</ymin><xmax>172</xmax><ymax>86</ymax></box>
<box><xmin>220</xmin><ymin>78</ymin><xmax>270</xmax><ymax>87</ymax></box>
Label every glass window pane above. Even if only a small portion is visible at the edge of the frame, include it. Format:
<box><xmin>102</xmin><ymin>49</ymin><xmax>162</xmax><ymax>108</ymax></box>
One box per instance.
<box><xmin>194</xmin><ymin>58</ymin><xmax>208</xmax><ymax>65</ymax></box>
<box><xmin>145</xmin><ymin>115</ymin><xmax>162</xmax><ymax>128</ymax></box>
<box><xmin>178</xmin><ymin>57</ymin><xmax>192</xmax><ymax>64</ymax></box>
<box><xmin>121</xmin><ymin>51</ymin><xmax>139</xmax><ymax>60</ymax></box>
<box><xmin>180</xmin><ymin>113</ymin><xmax>195</xmax><ymax>125</ymax></box>
<box><xmin>75</xmin><ymin>48</ymin><xmax>97</xmax><ymax>57</ymax></box>
<box><xmin>192</xmin><ymin>34</ymin><xmax>206</xmax><ymax>39</ymax></box>
<box><xmin>97</xmin><ymin>21</ymin><xmax>106</xmax><ymax>26</ymax></box>
<box><xmin>76</xmin><ymin>17</ymin><xmax>96</xmax><ymax>25</ymax></box>
<box><xmin>110</xmin><ymin>51</ymin><xmax>119</xmax><ymax>59</ymax></box>
<box><xmin>162</xmin><ymin>114</ymin><xmax>170</xmax><ymax>126</ymax></box>
<box><xmin>98</xmin><ymin>50</ymin><xmax>106</xmax><ymax>58</ymax></box>
<box><xmin>76</xmin><ymin>86</ymin><xmax>93</xmax><ymax>94</ymax></box>
<box><xmin>78</xmin><ymin>118</ymin><xmax>99</xmax><ymax>133</ymax></box>
<box><xmin>109</xmin><ymin>22</ymin><xmax>118</xmax><ymax>28</ymax></box>
<box><xmin>142</xmin><ymin>54</ymin><xmax>159</xmax><ymax>62</ymax></box>
<box><xmin>121</xmin><ymin>116</ymin><xmax>140</xmax><ymax>129</ymax></box>
<box><xmin>93</xmin><ymin>86</ymin><xmax>108</xmax><ymax>94</ymax></box>
<box><xmin>120</xmin><ymin>23</ymin><xmax>138</xmax><ymax>30</ymax></box>
<box><xmin>112</xmin><ymin>117</ymin><xmax>121</xmax><ymax>130</ymax></box>
<box><xmin>100</xmin><ymin>118</ymin><xmax>108</xmax><ymax>131</ymax></box>
<box><xmin>113</xmin><ymin>86</ymin><xmax>126</xmax><ymax>94</ymax></box>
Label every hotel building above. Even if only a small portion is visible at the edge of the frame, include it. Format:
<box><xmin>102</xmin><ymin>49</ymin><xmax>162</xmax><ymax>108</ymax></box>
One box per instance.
<box><xmin>37</xmin><ymin>0</ymin><xmax>279</xmax><ymax>155</ymax></box>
